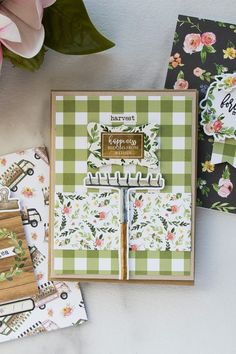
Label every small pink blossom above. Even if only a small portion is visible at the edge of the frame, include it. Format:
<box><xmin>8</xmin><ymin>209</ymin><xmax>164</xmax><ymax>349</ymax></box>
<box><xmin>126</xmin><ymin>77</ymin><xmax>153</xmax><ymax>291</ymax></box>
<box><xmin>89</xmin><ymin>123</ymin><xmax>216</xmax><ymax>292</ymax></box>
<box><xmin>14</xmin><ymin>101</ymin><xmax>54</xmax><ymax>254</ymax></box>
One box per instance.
<box><xmin>131</xmin><ymin>244</ymin><xmax>138</xmax><ymax>251</ymax></box>
<box><xmin>167</xmin><ymin>232</ymin><xmax>175</xmax><ymax>241</ymax></box>
<box><xmin>174</xmin><ymin>79</ymin><xmax>189</xmax><ymax>90</ymax></box>
<box><xmin>99</xmin><ymin>211</ymin><xmax>106</xmax><ymax>220</ymax></box>
<box><xmin>95</xmin><ymin>238</ymin><xmax>103</xmax><ymax>247</ymax></box>
<box><xmin>171</xmin><ymin>205</ymin><xmax>178</xmax><ymax>213</ymax></box>
<box><xmin>183</xmin><ymin>33</ymin><xmax>203</xmax><ymax>54</ymax></box>
<box><xmin>22</xmin><ymin>187</ymin><xmax>34</xmax><ymax>198</ymax></box>
<box><xmin>201</xmin><ymin>32</ymin><xmax>216</xmax><ymax>46</ymax></box>
<box><xmin>193</xmin><ymin>67</ymin><xmax>205</xmax><ymax>77</ymax></box>
<box><xmin>134</xmin><ymin>199</ymin><xmax>143</xmax><ymax>208</ymax></box>
<box><xmin>218</xmin><ymin>178</ymin><xmax>233</xmax><ymax>198</ymax></box>
<box><xmin>213</xmin><ymin>120</ymin><xmax>223</xmax><ymax>132</ymax></box>
<box><xmin>63</xmin><ymin>206</ymin><xmax>71</xmax><ymax>214</ymax></box>
<box><xmin>0</xmin><ymin>158</ymin><xmax>6</xmax><ymax>166</ymax></box>
<box><xmin>204</xmin><ymin>122</ymin><xmax>214</xmax><ymax>134</ymax></box>
<box><xmin>38</xmin><ymin>175</ymin><xmax>45</xmax><ymax>183</ymax></box>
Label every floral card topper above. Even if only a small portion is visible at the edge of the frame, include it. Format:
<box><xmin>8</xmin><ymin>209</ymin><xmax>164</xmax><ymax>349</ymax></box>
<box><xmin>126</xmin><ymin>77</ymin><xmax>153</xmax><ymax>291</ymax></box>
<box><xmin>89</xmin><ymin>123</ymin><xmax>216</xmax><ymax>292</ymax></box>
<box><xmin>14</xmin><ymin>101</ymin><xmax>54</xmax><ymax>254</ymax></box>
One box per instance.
<box><xmin>200</xmin><ymin>74</ymin><xmax>236</xmax><ymax>140</ymax></box>
<box><xmin>87</xmin><ymin>123</ymin><xmax>159</xmax><ymax>169</ymax></box>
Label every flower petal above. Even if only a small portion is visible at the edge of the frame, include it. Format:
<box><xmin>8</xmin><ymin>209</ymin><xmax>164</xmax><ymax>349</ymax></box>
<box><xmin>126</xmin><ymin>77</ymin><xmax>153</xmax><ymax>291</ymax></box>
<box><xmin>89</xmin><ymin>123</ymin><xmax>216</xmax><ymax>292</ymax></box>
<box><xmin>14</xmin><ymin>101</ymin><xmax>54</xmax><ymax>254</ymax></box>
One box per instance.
<box><xmin>0</xmin><ymin>13</ymin><xmax>21</xmax><ymax>42</ymax></box>
<box><xmin>41</xmin><ymin>0</ymin><xmax>56</xmax><ymax>7</ymax></box>
<box><xmin>1</xmin><ymin>10</ymin><xmax>44</xmax><ymax>58</ymax></box>
<box><xmin>1</xmin><ymin>0</ymin><xmax>43</xmax><ymax>30</ymax></box>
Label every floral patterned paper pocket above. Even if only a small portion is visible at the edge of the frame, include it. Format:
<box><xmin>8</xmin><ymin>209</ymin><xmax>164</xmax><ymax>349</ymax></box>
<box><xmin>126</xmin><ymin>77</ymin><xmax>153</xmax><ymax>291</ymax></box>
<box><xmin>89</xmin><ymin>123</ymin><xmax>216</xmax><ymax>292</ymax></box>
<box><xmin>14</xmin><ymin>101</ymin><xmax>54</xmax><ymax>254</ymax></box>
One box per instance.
<box><xmin>54</xmin><ymin>190</ymin><xmax>121</xmax><ymax>251</ymax></box>
<box><xmin>128</xmin><ymin>191</ymin><xmax>192</xmax><ymax>252</ymax></box>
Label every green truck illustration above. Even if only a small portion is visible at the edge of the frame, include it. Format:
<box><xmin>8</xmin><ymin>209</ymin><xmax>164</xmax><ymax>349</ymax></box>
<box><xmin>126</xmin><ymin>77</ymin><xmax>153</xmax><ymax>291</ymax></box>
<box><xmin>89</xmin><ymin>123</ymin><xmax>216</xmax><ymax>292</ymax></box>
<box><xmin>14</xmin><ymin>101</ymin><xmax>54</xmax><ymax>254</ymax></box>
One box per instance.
<box><xmin>0</xmin><ymin>160</ymin><xmax>34</xmax><ymax>192</ymax></box>
<box><xmin>21</xmin><ymin>208</ymin><xmax>42</xmax><ymax>228</ymax></box>
<box><xmin>0</xmin><ymin>312</ymin><xmax>31</xmax><ymax>336</ymax></box>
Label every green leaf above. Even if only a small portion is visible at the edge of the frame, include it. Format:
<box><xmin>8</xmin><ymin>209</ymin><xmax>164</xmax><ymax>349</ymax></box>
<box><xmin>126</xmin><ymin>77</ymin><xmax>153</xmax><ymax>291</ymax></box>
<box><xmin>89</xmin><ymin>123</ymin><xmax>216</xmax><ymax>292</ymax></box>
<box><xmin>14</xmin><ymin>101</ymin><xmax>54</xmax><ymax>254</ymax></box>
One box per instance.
<box><xmin>222</xmin><ymin>165</ymin><xmax>231</xmax><ymax>179</ymax></box>
<box><xmin>2</xmin><ymin>46</ymin><xmax>46</xmax><ymax>71</ymax></box>
<box><xmin>43</xmin><ymin>0</ymin><xmax>115</xmax><ymax>55</ymax></box>
<box><xmin>177</xmin><ymin>70</ymin><xmax>184</xmax><ymax>80</ymax></box>
<box><xmin>212</xmin><ymin>183</ymin><xmax>219</xmax><ymax>192</ymax></box>
<box><xmin>206</xmin><ymin>45</ymin><xmax>216</xmax><ymax>54</ymax></box>
<box><xmin>200</xmin><ymin>47</ymin><xmax>207</xmax><ymax>64</ymax></box>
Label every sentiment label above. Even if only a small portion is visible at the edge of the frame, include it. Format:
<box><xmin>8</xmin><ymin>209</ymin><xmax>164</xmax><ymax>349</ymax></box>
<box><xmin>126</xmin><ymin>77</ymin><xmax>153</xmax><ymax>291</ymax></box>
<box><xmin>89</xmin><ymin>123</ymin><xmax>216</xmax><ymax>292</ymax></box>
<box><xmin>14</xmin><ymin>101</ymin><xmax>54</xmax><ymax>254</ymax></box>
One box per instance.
<box><xmin>101</xmin><ymin>132</ymin><xmax>144</xmax><ymax>159</ymax></box>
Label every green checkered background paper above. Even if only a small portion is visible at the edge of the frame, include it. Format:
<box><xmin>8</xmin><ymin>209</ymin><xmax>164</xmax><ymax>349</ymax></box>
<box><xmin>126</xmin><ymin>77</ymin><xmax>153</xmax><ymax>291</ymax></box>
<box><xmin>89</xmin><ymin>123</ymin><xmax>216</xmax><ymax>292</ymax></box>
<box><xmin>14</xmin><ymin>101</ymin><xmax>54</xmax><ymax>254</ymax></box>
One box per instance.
<box><xmin>53</xmin><ymin>93</ymin><xmax>193</xmax><ymax>278</ymax></box>
<box><xmin>54</xmin><ymin>250</ymin><xmax>119</xmax><ymax>276</ymax></box>
<box><xmin>129</xmin><ymin>251</ymin><xmax>191</xmax><ymax>276</ymax></box>
<box><xmin>212</xmin><ymin>138</ymin><xmax>236</xmax><ymax>167</ymax></box>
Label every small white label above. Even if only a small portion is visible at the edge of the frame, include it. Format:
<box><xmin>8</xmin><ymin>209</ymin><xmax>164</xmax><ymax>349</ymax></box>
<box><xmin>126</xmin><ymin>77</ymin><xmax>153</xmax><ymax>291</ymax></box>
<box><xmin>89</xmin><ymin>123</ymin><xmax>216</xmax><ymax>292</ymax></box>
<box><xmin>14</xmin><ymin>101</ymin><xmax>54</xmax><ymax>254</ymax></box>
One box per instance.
<box><xmin>0</xmin><ymin>247</ymin><xmax>15</xmax><ymax>260</ymax></box>
<box><xmin>102</xmin><ymin>113</ymin><xmax>137</xmax><ymax>124</ymax></box>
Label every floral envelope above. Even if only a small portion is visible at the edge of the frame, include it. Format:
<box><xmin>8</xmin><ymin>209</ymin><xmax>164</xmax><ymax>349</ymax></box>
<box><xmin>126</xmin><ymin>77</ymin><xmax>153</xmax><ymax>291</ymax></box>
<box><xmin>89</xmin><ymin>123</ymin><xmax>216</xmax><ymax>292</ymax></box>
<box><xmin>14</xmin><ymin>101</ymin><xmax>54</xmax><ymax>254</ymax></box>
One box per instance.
<box><xmin>165</xmin><ymin>15</ymin><xmax>236</xmax><ymax>214</ymax></box>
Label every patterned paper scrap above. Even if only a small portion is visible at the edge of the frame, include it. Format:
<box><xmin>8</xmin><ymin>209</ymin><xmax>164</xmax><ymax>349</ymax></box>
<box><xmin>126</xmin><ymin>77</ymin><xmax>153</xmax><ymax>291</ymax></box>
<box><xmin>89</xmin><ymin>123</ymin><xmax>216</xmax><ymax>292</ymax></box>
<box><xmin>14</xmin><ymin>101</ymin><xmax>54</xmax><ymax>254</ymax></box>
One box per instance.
<box><xmin>0</xmin><ymin>147</ymin><xmax>87</xmax><ymax>343</ymax></box>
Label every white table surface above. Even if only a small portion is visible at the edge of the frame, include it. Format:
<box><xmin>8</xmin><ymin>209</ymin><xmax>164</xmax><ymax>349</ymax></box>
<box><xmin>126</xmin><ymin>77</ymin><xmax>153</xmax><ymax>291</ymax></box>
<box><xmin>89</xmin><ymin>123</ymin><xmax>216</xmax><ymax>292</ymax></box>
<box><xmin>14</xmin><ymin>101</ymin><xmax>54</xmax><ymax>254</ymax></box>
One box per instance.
<box><xmin>1</xmin><ymin>1</ymin><xmax>236</xmax><ymax>353</ymax></box>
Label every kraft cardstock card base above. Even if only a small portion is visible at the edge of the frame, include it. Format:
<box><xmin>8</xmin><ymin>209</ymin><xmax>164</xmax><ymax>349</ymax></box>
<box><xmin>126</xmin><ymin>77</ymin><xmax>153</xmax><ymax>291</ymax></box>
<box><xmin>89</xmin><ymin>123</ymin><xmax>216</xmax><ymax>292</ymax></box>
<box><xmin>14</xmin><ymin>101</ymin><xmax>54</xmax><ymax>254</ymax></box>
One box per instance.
<box><xmin>165</xmin><ymin>15</ymin><xmax>236</xmax><ymax>214</ymax></box>
<box><xmin>50</xmin><ymin>91</ymin><xmax>197</xmax><ymax>283</ymax></box>
<box><xmin>0</xmin><ymin>147</ymin><xmax>87</xmax><ymax>344</ymax></box>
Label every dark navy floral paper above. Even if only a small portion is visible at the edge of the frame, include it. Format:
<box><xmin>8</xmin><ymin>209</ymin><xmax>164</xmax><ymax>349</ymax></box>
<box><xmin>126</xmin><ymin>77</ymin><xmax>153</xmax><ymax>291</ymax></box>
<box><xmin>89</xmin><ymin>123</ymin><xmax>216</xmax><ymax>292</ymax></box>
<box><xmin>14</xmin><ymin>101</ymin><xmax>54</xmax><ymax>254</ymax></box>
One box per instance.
<box><xmin>165</xmin><ymin>15</ymin><xmax>236</xmax><ymax>213</ymax></box>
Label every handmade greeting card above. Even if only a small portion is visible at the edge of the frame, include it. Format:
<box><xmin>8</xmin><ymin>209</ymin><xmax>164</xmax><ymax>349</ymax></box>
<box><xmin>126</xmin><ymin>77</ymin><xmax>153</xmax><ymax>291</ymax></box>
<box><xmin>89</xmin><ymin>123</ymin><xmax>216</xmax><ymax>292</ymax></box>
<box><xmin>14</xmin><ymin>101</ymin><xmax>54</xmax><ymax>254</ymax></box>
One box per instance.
<box><xmin>0</xmin><ymin>187</ymin><xmax>37</xmax><ymax>302</ymax></box>
<box><xmin>0</xmin><ymin>147</ymin><xmax>87</xmax><ymax>344</ymax></box>
<box><xmin>165</xmin><ymin>15</ymin><xmax>236</xmax><ymax>213</ymax></box>
<box><xmin>50</xmin><ymin>90</ymin><xmax>197</xmax><ymax>284</ymax></box>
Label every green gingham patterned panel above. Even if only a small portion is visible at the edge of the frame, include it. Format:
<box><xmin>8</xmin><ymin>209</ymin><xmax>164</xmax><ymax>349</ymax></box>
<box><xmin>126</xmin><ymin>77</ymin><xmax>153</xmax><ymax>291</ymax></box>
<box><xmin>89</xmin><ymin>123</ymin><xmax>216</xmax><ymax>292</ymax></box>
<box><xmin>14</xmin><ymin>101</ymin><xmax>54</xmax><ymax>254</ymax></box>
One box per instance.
<box><xmin>129</xmin><ymin>251</ymin><xmax>191</xmax><ymax>276</ymax></box>
<box><xmin>211</xmin><ymin>139</ymin><xmax>236</xmax><ymax>167</ymax></box>
<box><xmin>55</xmin><ymin>95</ymin><xmax>192</xmax><ymax>193</ymax></box>
<box><xmin>54</xmin><ymin>250</ymin><xmax>119</xmax><ymax>276</ymax></box>
<box><xmin>54</xmin><ymin>94</ymin><xmax>193</xmax><ymax>278</ymax></box>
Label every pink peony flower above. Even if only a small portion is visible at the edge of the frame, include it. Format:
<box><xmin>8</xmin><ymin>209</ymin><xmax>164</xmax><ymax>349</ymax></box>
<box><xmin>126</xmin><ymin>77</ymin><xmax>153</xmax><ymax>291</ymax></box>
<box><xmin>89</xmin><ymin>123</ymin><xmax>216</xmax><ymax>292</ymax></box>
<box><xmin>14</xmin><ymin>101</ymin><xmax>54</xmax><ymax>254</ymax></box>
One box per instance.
<box><xmin>0</xmin><ymin>0</ymin><xmax>56</xmax><ymax>70</ymax></box>
<box><xmin>174</xmin><ymin>79</ymin><xmax>189</xmax><ymax>90</ymax></box>
<box><xmin>99</xmin><ymin>211</ymin><xmax>106</xmax><ymax>220</ymax></box>
<box><xmin>134</xmin><ymin>199</ymin><xmax>143</xmax><ymax>208</ymax></box>
<box><xmin>201</xmin><ymin>32</ymin><xmax>216</xmax><ymax>46</ymax></box>
<box><xmin>193</xmin><ymin>67</ymin><xmax>205</xmax><ymax>77</ymax></box>
<box><xmin>218</xmin><ymin>178</ymin><xmax>233</xmax><ymax>198</ymax></box>
<box><xmin>213</xmin><ymin>120</ymin><xmax>223</xmax><ymax>132</ymax></box>
<box><xmin>167</xmin><ymin>232</ymin><xmax>175</xmax><ymax>241</ymax></box>
<box><xmin>131</xmin><ymin>244</ymin><xmax>138</xmax><ymax>251</ymax></box>
<box><xmin>183</xmin><ymin>33</ymin><xmax>203</xmax><ymax>54</ymax></box>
